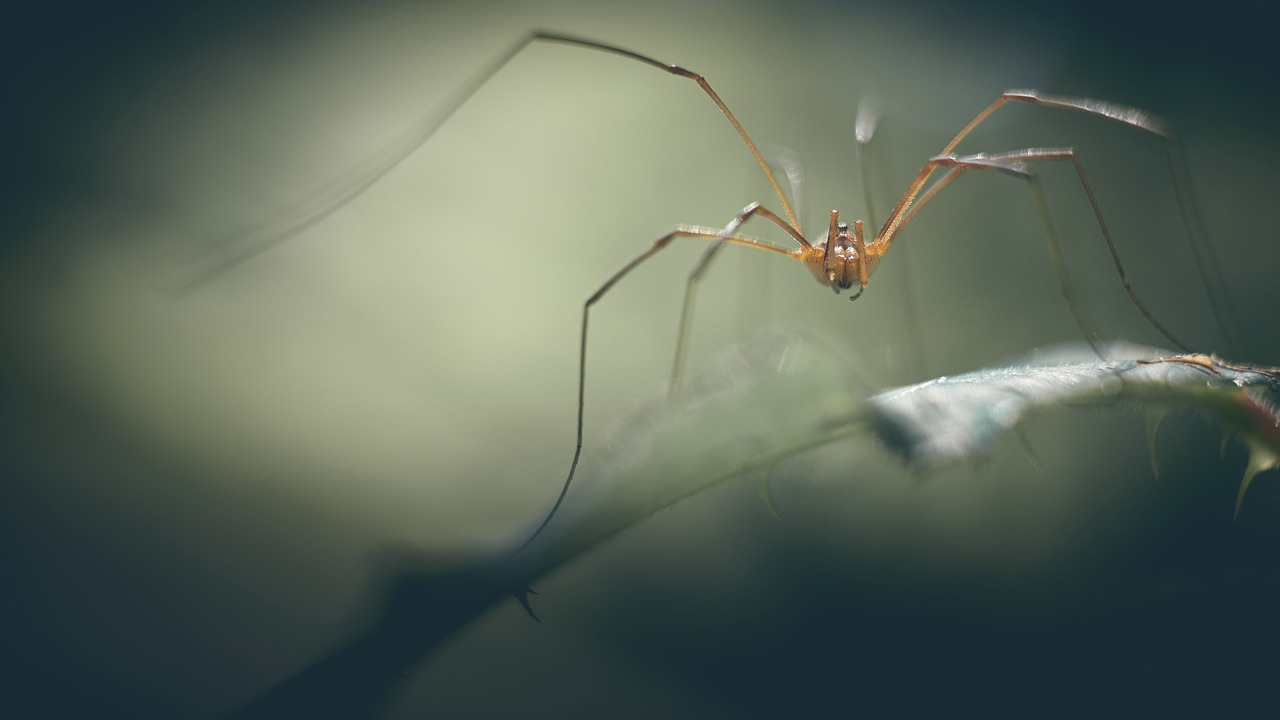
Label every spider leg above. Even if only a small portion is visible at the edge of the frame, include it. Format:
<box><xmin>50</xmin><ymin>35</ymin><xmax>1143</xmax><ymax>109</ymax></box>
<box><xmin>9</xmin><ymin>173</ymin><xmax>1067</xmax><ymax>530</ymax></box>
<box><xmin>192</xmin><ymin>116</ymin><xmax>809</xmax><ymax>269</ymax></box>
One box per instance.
<box><xmin>518</xmin><ymin>205</ymin><xmax>803</xmax><ymax>551</ymax></box>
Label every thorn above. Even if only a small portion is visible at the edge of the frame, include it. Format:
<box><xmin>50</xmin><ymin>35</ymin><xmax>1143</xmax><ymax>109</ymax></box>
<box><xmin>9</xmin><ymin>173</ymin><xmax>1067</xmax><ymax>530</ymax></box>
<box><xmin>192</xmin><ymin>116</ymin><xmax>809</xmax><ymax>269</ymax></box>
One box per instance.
<box><xmin>750</xmin><ymin>469</ymin><xmax>782</xmax><ymax>521</ymax></box>
<box><xmin>514</xmin><ymin>587</ymin><xmax>541</xmax><ymax>622</ymax></box>
<box><xmin>1144</xmin><ymin>410</ymin><xmax>1168</xmax><ymax>479</ymax></box>
<box><xmin>1236</xmin><ymin>440</ymin><xmax>1280</xmax><ymax>521</ymax></box>
<box><xmin>1013</xmin><ymin>425</ymin><xmax>1041</xmax><ymax>470</ymax></box>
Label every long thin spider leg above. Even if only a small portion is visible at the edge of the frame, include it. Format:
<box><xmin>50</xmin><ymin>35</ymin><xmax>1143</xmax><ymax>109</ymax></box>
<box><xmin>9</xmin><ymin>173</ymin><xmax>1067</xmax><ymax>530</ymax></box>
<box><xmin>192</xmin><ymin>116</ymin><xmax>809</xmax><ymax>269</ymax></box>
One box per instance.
<box><xmin>1164</xmin><ymin>137</ymin><xmax>1244</xmax><ymax>356</ymax></box>
<box><xmin>517</xmin><ymin>220</ymin><xmax>802</xmax><ymax>551</ymax></box>
<box><xmin>986</xmin><ymin>148</ymin><xmax>1192</xmax><ymax>352</ymax></box>
<box><xmin>856</xmin><ymin>100</ymin><xmax>926</xmax><ymax>379</ymax></box>
<box><xmin>746</xmin><ymin>147</ymin><xmax>806</xmax><ymax>335</ymax></box>
<box><xmin>536</xmin><ymin>33</ymin><xmax>801</xmax><ymax>233</ymax></box>
<box><xmin>855</xmin><ymin>101</ymin><xmax>882</xmax><ymax>235</ymax></box>
<box><xmin>669</xmin><ymin>202</ymin><xmax>804</xmax><ymax>395</ymax></box>
<box><xmin>875</xmin><ymin>91</ymin><xmax>1148</xmax><ymax>256</ymax></box>
<box><xmin>903</xmin><ymin>149</ymin><xmax>1191</xmax><ymax>353</ymax></box>
<box><xmin>992</xmin><ymin>92</ymin><xmax>1243</xmax><ymax>356</ymax></box>
<box><xmin>898</xmin><ymin>154</ymin><xmax>1037</xmax><ymax>227</ymax></box>
<box><xmin>182</xmin><ymin>32</ymin><xmax>800</xmax><ymax>290</ymax></box>
<box><xmin>768</xmin><ymin>146</ymin><xmax>807</xmax><ymax>237</ymax></box>
<box><xmin>1022</xmin><ymin>171</ymin><xmax>1105</xmax><ymax>356</ymax></box>
<box><xmin>871</xmin><ymin>152</ymin><xmax>1032</xmax><ymax>255</ymax></box>
<box><xmin>884</xmin><ymin>89</ymin><xmax>1233</xmax><ymax>352</ymax></box>
<box><xmin>909</xmin><ymin>156</ymin><xmax>1109</xmax><ymax>355</ymax></box>
<box><xmin>179</xmin><ymin>33</ymin><xmax>545</xmax><ymax>291</ymax></box>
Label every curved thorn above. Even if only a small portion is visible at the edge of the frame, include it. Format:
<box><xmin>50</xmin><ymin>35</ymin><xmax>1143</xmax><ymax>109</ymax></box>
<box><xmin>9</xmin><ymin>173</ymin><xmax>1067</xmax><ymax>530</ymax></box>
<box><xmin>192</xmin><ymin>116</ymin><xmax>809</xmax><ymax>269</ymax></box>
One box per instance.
<box><xmin>1013</xmin><ymin>425</ymin><xmax>1041</xmax><ymax>470</ymax></box>
<box><xmin>514</xmin><ymin>587</ymin><xmax>541</xmax><ymax>622</ymax></box>
<box><xmin>1144</xmin><ymin>410</ymin><xmax>1168</xmax><ymax>478</ymax></box>
<box><xmin>749</xmin><ymin>468</ymin><xmax>782</xmax><ymax>521</ymax></box>
<box><xmin>1236</xmin><ymin>440</ymin><xmax>1280</xmax><ymax>521</ymax></box>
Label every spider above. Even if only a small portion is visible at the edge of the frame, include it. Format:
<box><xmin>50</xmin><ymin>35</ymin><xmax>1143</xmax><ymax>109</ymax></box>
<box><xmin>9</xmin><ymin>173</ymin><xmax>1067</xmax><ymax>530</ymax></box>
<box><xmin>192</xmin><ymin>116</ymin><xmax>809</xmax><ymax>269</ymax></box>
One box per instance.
<box><xmin>179</xmin><ymin>32</ymin><xmax>1240</xmax><ymax>549</ymax></box>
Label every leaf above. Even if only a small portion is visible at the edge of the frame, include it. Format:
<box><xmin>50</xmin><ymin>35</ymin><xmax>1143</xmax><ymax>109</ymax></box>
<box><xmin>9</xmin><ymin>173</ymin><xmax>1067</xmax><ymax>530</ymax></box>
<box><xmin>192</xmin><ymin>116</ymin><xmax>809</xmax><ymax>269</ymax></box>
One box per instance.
<box><xmin>223</xmin><ymin>331</ymin><xmax>1280</xmax><ymax>717</ymax></box>
<box><xmin>865</xmin><ymin>342</ymin><xmax>1280</xmax><ymax>469</ymax></box>
<box><xmin>512</xmin><ymin>336</ymin><xmax>1280</xmax><ymax>578</ymax></box>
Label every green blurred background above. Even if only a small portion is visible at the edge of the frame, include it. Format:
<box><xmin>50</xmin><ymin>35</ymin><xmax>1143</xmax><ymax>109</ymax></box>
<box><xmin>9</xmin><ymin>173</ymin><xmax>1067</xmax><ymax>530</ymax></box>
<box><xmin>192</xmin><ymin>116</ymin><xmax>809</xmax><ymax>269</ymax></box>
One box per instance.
<box><xmin>2</xmin><ymin>0</ymin><xmax>1279</xmax><ymax>717</ymax></box>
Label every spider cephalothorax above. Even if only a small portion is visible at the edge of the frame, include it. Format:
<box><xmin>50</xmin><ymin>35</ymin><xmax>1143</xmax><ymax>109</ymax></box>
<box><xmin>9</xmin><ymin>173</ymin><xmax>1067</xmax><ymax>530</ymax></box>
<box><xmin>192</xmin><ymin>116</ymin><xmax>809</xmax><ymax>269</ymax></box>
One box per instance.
<box><xmin>803</xmin><ymin>212</ymin><xmax>877</xmax><ymax>298</ymax></box>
